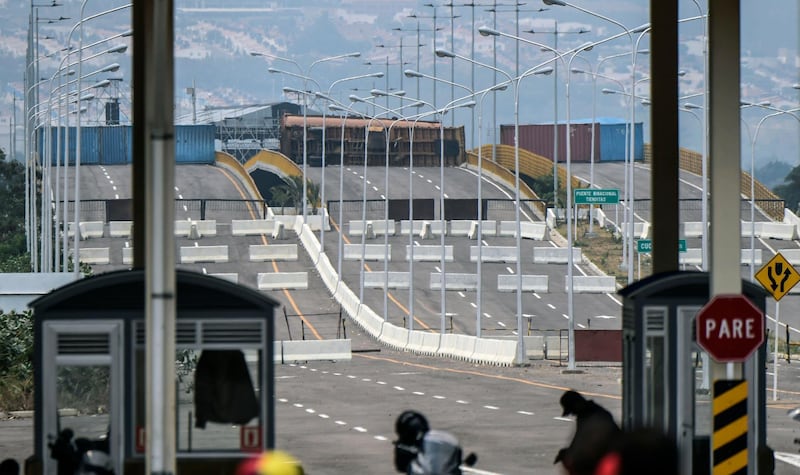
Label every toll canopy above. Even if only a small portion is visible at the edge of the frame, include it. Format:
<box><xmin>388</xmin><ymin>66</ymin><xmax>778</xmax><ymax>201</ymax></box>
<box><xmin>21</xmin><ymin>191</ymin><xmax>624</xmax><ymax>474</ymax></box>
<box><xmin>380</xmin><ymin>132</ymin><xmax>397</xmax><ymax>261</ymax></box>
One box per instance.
<box><xmin>29</xmin><ymin>269</ymin><xmax>278</xmax><ymax>475</ymax></box>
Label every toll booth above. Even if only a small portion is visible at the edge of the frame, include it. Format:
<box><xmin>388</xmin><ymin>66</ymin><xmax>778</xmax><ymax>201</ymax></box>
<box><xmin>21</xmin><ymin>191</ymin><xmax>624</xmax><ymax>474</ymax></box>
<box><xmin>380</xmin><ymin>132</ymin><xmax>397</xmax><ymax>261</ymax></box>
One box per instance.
<box><xmin>619</xmin><ymin>271</ymin><xmax>768</xmax><ymax>475</ymax></box>
<box><xmin>29</xmin><ymin>269</ymin><xmax>278</xmax><ymax>475</ymax></box>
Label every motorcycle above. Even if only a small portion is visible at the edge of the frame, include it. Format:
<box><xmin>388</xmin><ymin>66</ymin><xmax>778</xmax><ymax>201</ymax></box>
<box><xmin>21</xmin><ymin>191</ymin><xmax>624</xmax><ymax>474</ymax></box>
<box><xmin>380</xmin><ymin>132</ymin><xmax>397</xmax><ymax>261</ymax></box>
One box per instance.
<box><xmin>393</xmin><ymin>410</ymin><xmax>478</xmax><ymax>475</ymax></box>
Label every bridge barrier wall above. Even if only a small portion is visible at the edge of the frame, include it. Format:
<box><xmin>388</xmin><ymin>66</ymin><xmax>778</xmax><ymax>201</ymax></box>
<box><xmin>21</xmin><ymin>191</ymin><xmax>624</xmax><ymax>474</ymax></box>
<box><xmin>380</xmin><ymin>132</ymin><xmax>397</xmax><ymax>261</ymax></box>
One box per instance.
<box><xmin>279</xmin><ymin>339</ymin><xmax>352</xmax><ymax>363</ymax></box>
<box><xmin>406</xmin><ymin>330</ymin><xmax>440</xmax><ymax>356</ymax></box>
<box><xmin>570</xmin><ymin>276</ymin><xmax>617</xmax><ymax>293</ymax></box>
<box><xmin>406</xmin><ymin>245</ymin><xmax>454</xmax><ymax>262</ymax></box>
<box><xmin>180</xmin><ymin>245</ymin><xmax>228</xmax><ymax>263</ymax></box>
<box><xmin>497</xmin><ymin>274</ymin><xmax>549</xmax><ymax>293</ymax></box>
<box><xmin>380</xmin><ymin>323</ymin><xmax>409</xmax><ymax>351</ymax></box>
<box><xmin>344</xmin><ymin>244</ymin><xmax>390</xmax><ymax>261</ymax></box>
<box><xmin>174</xmin><ymin>220</ymin><xmax>217</xmax><ymax>237</ymax></box>
<box><xmin>257</xmin><ymin>272</ymin><xmax>308</xmax><ymax>290</ymax></box>
<box><xmin>249</xmin><ymin>244</ymin><xmax>298</xmax><ymax>261</ymax></box>
<box><xmin>429</xmin><ymin>273</ymin><xmax>478</xmax><ymax>291</ymax></box>
<box><xmin>232</xmin><ymin>219</ymin><xmax>275</xmax><ymax>236</ymax></box>
<box><xmin>349</xmin><ymin>219</ymin><xmax>396</xmax><ymax>236</ymax></box>
<box><xmin>363</xmin><ymin>271</ymin><xmax>410</xmax><ymax>289</ymax></box>
<box><xmin>533</xmin><ymin>247</ymin><xmax>583</xmax><ymax>264</ymax></box>
<box><xmin>210</xmin><ymin>273</ymin><xmax>238</xmax><ymax>284</ymax></box>
<box><xmin>109</xmin><ymin>221</ymin><xmax>132</xmax><ymax>238</ymax></box>
<box><xmin>470</xmin><ymin>246</ymin><xmax>517</xmax><ymax>263</ymax></box>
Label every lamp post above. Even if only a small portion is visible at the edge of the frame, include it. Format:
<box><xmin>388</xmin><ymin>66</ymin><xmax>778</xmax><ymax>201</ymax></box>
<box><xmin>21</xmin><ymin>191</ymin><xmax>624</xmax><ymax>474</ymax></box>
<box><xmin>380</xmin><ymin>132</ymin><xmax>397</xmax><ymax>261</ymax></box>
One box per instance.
<box><xmin>437</xmin><ymin>46</ymin><xmax>558</xmax><ymax>364</ymax></box>
<box><xmin>254</xmin><ymin>51</ymin><xmax>362</xmax><ymax>221</ymax></box>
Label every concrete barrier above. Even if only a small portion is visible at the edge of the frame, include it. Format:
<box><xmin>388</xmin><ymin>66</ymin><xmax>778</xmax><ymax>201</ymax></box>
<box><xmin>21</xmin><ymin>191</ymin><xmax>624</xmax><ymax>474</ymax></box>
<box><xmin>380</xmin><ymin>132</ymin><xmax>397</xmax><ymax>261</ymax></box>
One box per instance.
<box><xmin>430</xmin><ymin>273</ymin><xmax>478</xmax><ymax>291</ymax></box>
<box><xmin>779</xmin><ymin>249</ymin><xmax>800</xmax><ymax>266</ymax></box>
<box><xmin>109</xmin><ymin>221</ymin><xmax>132</xmax><ymax>238</ymax></box>
<box><xmin>760</xmin><ymin>222</ymin><xmax>797</xmax><ymax>240</ymax></box>
<box><xmin>122</xmin><ymin>247</ymin><xmax>133</xmax><ymax>265</ymax></box>
<box><xmin>419</xmin><ymin>221</ymin><xmax>432</xmax><ymax>239</ymax></box>
<box><xmin>679</xmin><ymin>248</ymin><xmax>703</xmax><ymax>266</ymax></box>
<box><xmin>349</xmin><ymin>219</ymin><xmax>396</xmax><ymax>236</ymax></box>
<box><xmin>406</xmin><ymin>245</ymin><xmax>454</xmax><ymax>262</ymax></box>
<box><xmin>82</xmin><ymin>221</ymin><xmax>104</xmax><ymax>239</ymax></box>
<box><xmin>249</xmin><ymin>244</ymin><xmax>298</xmax><ymax>261</ymax></box>
<box><xmin>180</xmin><ymin>245</ymin><xmax>229</xmax><ymax>263</ymax></box>
<box><xmin>272</xmin><ymin>221</ymin><xmax>285</xmax><ymax>240</ymax></box>
<box><xmin>279</xmin><ymin>339</ymin><xmax>351</xmax><ymax>363</ymax></box>
<box><xmin>400</xmin><ymin>220</ymin><xmax>446</xmax><ymax>236</ymax></box>
<box><xmin>363</xmin><ymin>271</ymin><xmax>410</xmax><ymax>289</ymax></box>
<box><xmin>451</xmin><ymin>220</ymin><xmax>497</xmax><ymax>237</ymax></box>
<box><xmin>232</xmin><ymin>219</ymin><xmax>275</xmax><ymax>236</ymax></box>
<box><xmin>73</xmin><ymin>247</ymin><xmax>110</xmax><ymax>265</ymax></box>
<box><xmin>470</xmin><ymin>246</ymin><xmax>517</xmax><ymax>263</ymax></box>
<box><xmin>210</xmin><ymin>273</ymin><xmax>238</xmax><ymax>284</ymax></box>
<box><xmin>406</xmin><ymin>330</ymin><xmax>440</xmax><ymax>356</ymax></box>
<box><xmin>175</xmin><ymin>220</ymin><xmax>217</xmax><ymax>237</ymax></box>
<box><xmin>682</xmin><ymin>222</ymin><xmax>706</xmax><ymax>238</ymax></box>
<box><xmin>257</xmin><ymin>272</ymin><xmax>308</xmax><ymax>290</ymax></box>
<box><xmin>570</xmin><ymin>276</ymin><xmax>617</xmax><ymax>293</ymax></box>
<box><xmin>533</xmin><ymin>247</ymin><xmax>583</xmax><ymax>264</ymax></box>
<box><xmin>497</xmin><ymin>274</ymin><xmax>549</xmax><ymax>293</ymax></box>
<box><xmin>622</xmin><ymin>222</ymin><xmax>649</xmax><ymax>239</ymax></box>
<box><xmin>380</xmin><ymin>323</ymin><xmax>409</xmax><ymax>351</ymax></box>
<box><xmin>499</xmin><ymin>221</ymin><xmax>547</xmax><ymax>239</ymax></box>
<box><xmin>741</xmin><ymin>248</ymin><xmax>762</xmax><ymax>266</ymax></box>
<box><xmin>344</xmin><ymin>244</ymin><xmax>390</xmax><ymax>261</ymax></box>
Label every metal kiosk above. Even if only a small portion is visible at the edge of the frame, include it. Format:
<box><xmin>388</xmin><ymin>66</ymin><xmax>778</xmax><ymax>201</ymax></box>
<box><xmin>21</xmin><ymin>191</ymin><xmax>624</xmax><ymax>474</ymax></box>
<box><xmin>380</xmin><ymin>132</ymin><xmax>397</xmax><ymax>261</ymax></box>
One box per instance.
<box><xmin>619</xmin><ymin>271</ymin><xmax>768</xmax><ymax>475</ymax></box>
<box><xmin>29</xmin><ymin>269</ymin><xmax>278</xmax><ymax>475</ymax></box>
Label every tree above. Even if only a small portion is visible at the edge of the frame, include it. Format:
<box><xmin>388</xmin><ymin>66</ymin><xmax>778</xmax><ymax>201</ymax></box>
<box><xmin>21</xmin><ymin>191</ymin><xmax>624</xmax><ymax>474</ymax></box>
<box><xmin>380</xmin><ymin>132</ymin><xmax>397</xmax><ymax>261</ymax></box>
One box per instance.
<box><xmin>268</xmin><ymin>175</ymin><xmax>320</xmax><ymax>215</ymax></box>
<box><xmin>773</xmin><ymin>164</ymin><xmax>800</xmax><ymax>213</ymax></box>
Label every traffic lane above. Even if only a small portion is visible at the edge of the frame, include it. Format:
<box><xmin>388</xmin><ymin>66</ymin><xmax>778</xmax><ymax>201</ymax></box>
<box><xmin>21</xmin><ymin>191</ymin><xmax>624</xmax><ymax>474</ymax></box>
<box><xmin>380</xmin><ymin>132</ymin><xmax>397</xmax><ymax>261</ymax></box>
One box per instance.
<box><xmin>274</xmin><ymin>351</ymin><xmax>623</xmax><ymax>474</ymax></box>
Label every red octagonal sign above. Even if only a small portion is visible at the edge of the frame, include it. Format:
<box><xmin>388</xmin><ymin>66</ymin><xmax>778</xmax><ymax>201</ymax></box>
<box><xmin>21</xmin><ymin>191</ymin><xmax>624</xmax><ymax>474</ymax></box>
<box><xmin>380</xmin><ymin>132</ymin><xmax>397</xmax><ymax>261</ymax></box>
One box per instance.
<box><xmin>696</xmin><ymin>294</ymin><xmax>764</xmax><ymax>362</ymax></box>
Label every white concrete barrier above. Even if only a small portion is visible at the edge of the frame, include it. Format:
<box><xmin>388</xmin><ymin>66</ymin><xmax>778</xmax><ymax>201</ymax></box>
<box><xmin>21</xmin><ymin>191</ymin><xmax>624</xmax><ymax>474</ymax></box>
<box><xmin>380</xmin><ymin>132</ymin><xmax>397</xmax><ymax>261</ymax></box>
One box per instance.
<box><xmin>272</xmin><ymin>221</ymin><xmax>285</xmax><ymax>240</ymax></box>
<box><xmin>305</xmin><ymin>210</ymin><xmax>331</xmax><ymax>232</ymax></box>
<box><xmin>759</xmin><ymin>222</ymin><xmax>797</xmax><ymax>240</ymax></box>
<box><xmin>741</xmin><ymin>248</ymin><xmax>762</xmax><ymax>266</ymax></box>
<box><xmin>249</xmin><ymin>244</ymin><xmax>298</xmax><ymax>261</ymax></box>
<box><xmin>109</xmin><ymin>221</ymin><xmax>132</xmax><ymax>238</ymax></box>
<box><xmin>570</xmin><ymin>276</ymin><xmax>617</xmax><ymax>293</ymax></box>
<box><xmin>400</xmin><ymin>220</ymin><xmax>446</xmax><ymax>236</ymax></box>
<box><xmin>406</xmin><ymin>245</ymin><xmax>454</xmax><ymax>262</ymax></box>
<box><xmin>68</xmin><ymin>221</ymin><xmax>104</xmax><ymax>239</ymax></box>
<box><xmin>470</xmin><ymin>246</ymin><xmax>517</xmax><ymax>263</ymax></box>
<box><xmin>122</xmin><ymin>247</ymin><xmax>133</xmax><ymax>265</ymax></box>
<box><xmin>452</xmin><ymin>220</ymin><xmax>497</xmax><ymax>237</ymax></box>
<box><xmin>279</xmin><ymin>339</ymin><xmax>351</xmax><ymax>362</ymax></box>
<box><xmin>621</xmin><ymin>222</ymin><xmax>649</xmax><ymax>239</ymax></box>
<box><xmin>363</xmin><ymin>271</ymin><xmax>410</xmax><ymax>289</ymax></box>
<box><xmin>232</xmin><ymin>219</ymin><xmax>275</xmax><ymax>236</ymax></box>
<box><xmin>419</xmin><ymin>221</ymin><xmax>432</xmax><ymax>239</ymax></box>
<box><xmin>430</xmin><ymin>273</ymin><xmax>478</xmax><ymax>291</ymax></box>
<box><xmin>499</xmin><ymin>221</ymin><xmax>547</xmax><ymax>239</ymax></box>
<box><xmin>349</xmin><ymin>219</ymin><xmax>396</xmax><ymax>236</ymax></box>
<box><xmin>180</xmin><ymin>245</ymin><xmax>229</xmax><ymax>263</ymax></box>
<box><xmin>73</xmin><ymin>247</ymin><xmax>110</xmax><ymax>265</ymax></box>
<box><xmin>344</xmin><ymin>244</ymin><xmax>390</xmax><ymax>261</ymax></box>
<box><xmin>682</xmin><ymin>222</ymin><xmax>705</xmax><ymax>238</ymax></box>
<box><xmin>405</xmin><ymin>330</ymin><xmax>440</xmax><ymax>356</ymax></box>
<box><xmin>210</xmin><ymin>273</ymin><xmax>239</xmax><ymax>284</ymax></box>
<box><xmin>174</xmin><ymin>220</ymin><xmax>217</xmax><ymax>237</ymax></box>
<box><xmin>380</xmin><ymin>323</ymin><xmax>409</xmax><ymax>351</ymax></box>
<box><xmin>497</xmin><ymin>274</ymin><xmax>549</xmax><ymax>293</ymax></box>
<box><xmin>679</xmin><ymin>248</ymin><xmax>703</xmax><ymax>266</ymax></box>
<box><xmin>257</xmin><ymin>272</ymin><xmax>308</xmax><ymax>290</ymax></box>
<box><xmin>533</xmin><ymin>247</ymin><xmax>583</xmax><ymax>264</ymax></box>
<box><xmin>778</xmin><ymin>249</ymin><xmax>800</xmax><ymax>266</ymax></box>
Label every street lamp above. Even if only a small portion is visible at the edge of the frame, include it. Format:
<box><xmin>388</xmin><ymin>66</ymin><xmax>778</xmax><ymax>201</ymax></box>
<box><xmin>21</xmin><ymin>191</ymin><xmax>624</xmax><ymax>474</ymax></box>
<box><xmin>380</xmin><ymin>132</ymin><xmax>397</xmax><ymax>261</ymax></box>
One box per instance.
<box><xmin>257</xmin><ymin>51</ymin><xmax>362</xmax><ymax>221</ymax></box>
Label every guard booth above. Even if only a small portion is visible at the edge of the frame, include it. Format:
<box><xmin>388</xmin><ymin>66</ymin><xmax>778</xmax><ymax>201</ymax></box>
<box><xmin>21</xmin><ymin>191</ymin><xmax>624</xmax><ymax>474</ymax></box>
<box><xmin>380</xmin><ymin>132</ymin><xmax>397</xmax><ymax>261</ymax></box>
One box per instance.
<box><xmin>619</xmin><ymin>271</ymin><xmax>768</xmax><ymax>475</ymax></box>
<box><xmin>29</xmin><ymin>269</ymin><xmax>278</xmax><ymax>475</ymax></box>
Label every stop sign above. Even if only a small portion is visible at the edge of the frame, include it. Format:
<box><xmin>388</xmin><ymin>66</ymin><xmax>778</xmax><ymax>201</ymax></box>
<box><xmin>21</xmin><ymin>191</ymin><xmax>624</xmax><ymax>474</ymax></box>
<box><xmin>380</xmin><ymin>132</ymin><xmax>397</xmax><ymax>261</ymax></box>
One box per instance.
<box><xmin>696</xmin><ymin>294</ymin><xmax>764</xmax><ymax>362</ymax></box>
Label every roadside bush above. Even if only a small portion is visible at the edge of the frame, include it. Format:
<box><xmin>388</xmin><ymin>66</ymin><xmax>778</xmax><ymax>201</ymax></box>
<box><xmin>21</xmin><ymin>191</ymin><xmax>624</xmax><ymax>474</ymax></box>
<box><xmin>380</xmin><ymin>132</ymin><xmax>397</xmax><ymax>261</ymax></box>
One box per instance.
<box><xmin>0</xmin><ymin>310</ymin><xmax>34</xmax><ymax>411</ymax></box>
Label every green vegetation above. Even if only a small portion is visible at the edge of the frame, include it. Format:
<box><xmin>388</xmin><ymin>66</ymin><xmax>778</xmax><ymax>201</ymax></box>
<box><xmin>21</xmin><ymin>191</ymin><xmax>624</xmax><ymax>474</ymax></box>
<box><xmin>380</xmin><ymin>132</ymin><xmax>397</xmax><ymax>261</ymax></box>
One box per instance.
<box><xmin>773</xmin><ymin>163</ymin><xmax>800</xmax><ymax>214</ymax></box>
<box><xmin>268</xmin><ymin>175</ymin><xmax>321</xmax><ymax>214</ymax></box>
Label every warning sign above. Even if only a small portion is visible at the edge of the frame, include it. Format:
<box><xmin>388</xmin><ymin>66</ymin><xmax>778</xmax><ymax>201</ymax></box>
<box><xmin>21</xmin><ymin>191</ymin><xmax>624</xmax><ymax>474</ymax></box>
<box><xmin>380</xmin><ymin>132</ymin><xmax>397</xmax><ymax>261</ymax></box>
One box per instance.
<box><xmin>755</xmin><ymin>252</ymin><xmax>800</xmax><ymax>301</ymax></box>
<box><xmin>240</xmin><ymin>425</ymin><xmax>262</xmax><ymax>452</ymax></box>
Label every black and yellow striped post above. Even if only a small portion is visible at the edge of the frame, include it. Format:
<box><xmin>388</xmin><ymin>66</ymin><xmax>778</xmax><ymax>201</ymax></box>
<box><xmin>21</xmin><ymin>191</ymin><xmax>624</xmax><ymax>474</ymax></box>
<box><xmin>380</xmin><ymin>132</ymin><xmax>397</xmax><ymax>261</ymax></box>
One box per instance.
<box><xmin>712</xmin><ymin>379</ymin><xmax>748</xmax><ymax>474</ymax></box>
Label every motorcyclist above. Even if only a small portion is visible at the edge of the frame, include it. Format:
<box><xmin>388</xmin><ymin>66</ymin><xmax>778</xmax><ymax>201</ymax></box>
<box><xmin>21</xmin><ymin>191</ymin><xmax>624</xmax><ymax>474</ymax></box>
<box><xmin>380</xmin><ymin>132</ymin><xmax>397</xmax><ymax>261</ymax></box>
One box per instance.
<box><xmin>393</xmin><ymin>410</ymin><xmax>477</xmax><ymax>475</ymax></box>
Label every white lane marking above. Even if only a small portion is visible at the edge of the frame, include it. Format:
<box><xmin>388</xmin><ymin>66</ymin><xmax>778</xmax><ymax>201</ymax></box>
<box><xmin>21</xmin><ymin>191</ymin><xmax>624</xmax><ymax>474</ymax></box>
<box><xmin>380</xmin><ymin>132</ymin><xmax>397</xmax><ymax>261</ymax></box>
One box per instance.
<box><xmin>278</xmin><ymin>398</ymin><xmax>288</xmax><ymax>403</ymax></box>
<box><xmin>484</xmin><ymin>313</ymin><xmax>492</xmax><ymax>319</ymax></box>
<box><xmin>444</xmin><ymin>193</ymin><xmax>449</xmax><ymax>198</ymax></box>
<box><xmin>380</xmin><ymin>194</ymin><xmax>386</xmax><ymax>200</ymax></box>
<box><xmin>470</xmin><ymin>302</ymin><xmax>477</xmax><ymax>308</ymax></box>
<box><xmin>506</xmin><ymin>266</ymin><xmax>514</xmax><ymax>274</ymax></box>
<box><xmin>366</xmin><ymin>180</ymin><xmax>371</xmax><ymax>185</ymax></box>
<box><xmin>362</xmin><ymin>378</ymin><xmax>371</xmax><ymax>382</ymax></box>
<box><xmin>483</xmin><ymin>405</ymin><xmax>499</xmax><ymax>410</ymax></box>
<box><xmin>426</xmin><ymin>178</ymin><xmax>432</xmax><ymax>183</ymax></box>
<box><xmin>394</xmin><ymin>386</ymin><xmax>405</xmax><ymax>391</ymax></box>
<box><xmin>333</xmin><ymin>372</ymin><xmax>342</xmax><ymax>376</ymax></box>
<box><xmin>434</xmin><ymin>266</ymin><xmax>442</xmax><ymax>273</ymax></box>
<box><xmin>577</xmin><ymin>323</ymin><xmax>586</xmax><ymax>329</ymax></box>
<box><xmin>112</xmin><ymin>186</ymin><xmax>117</xmax><ymax>191</ymax></box>
<box><xmin>109</xmin><ymin>180</ymin><xmax>114</xmax><ymax>184</ymax></box>
<box><xmin>517</xmin><ymin>411</ymin><xmax>534</xmax><ymax>416</ymax></box>
<box><xmin>533</xmin><ymin>293</ymin><xmax>542</xmax><ymax>299</ymax></box>
<box><xmin>594</xmin><ymin>315</ymin><xmax>616</xmax><ymax>319</ymax></box>
<box><xmin>456</xmin><ymin>400</ymin><xmax>469</xmax><ymax>404</ymax></box>
<box><xmin>433</xmin><ymin>395</ymin><xmax>446</xmax><ymax>400</ymax></box>
<box><xmin>174</xmin><ymin>186</ymin><xmax>179</xmax><ymax>191</ymax></box>
<box><xmin>482</xmin><ymin>240</ymin><xmax>488</xmax><ymax>246</ymax></box>
<box><xmin>497</xmin><ymin>321</ymin><xmax>506</xmax><ymax>328</ymax></box>
<box><xmin>309</xmin><ymin>368</ymin><xmax>318</xmax><ymax>372</ymax></box>
<box><xmin>458</xmin><ymin>291</ymin><xmax>465</xmax><ymax>298</ymax></box>
<box><xmin>293</xmin><ymin>403</ymin><xmax>304</xmax><ymax>408</ymax></box>
<box><xmin>774</xmin><ymin>451</ymin><xmax>800</xmax><ymax>468</ymax></box>
<box><xmin>547</xmin><ymin>304</ymin><xmax>556</xmax><ymax>310</ymax></box>
<box><xmin>372</xmin><ymin>186</ymin><xmax>379</xmax><ymax>192</ymax></box>
<box><xmin>182</xmin><ymin>205</ymin><xmax>188</xmax><ymax>212</ymax></box>
<box><xmin>554</xmin><ymin>417</ymin><xmax>573</xmax><ymax>422</ymax></box>
<box><xmin>115</xmin><ymin>194</ymin><xmax>119</xmax><ymax>199</ymax></box>
<box><xmin>178</xmin><ymin>194</ymin><xmax>183</xmax><ymax>199</ymax></box>
<box><xmin>335</xmin><ymin>421</ymin><xmax>347</xmax><ymax>426</ymax></box>
<box><xmin>354</xmin><ymin>427</ymin><xmax>367</xmax><ymax>433</ymax></box>
<box><xmin>319</xmin><ymin>414</ymin><xmax>330</xmax><ymax>419</ymax></box>
<box><xmin>375</xmin><ymin>435</ymin><xmax>389</xmax><ymax>441</ymax></box>
<box><xmin>377</xmin><ymin>381</ymin><xmax>387</xmax><ymax>385</ymax></box>
<box><xmin>562</xmin><ymin>314</ymin><xmax>569</xmax><ymax>319</ymax></box>
<box><xmin>434</xmin><ymin>185</ymin><xmax>440</xmax><ymax>190</ymax></box>
<box><xmin>347</xmin><ymin>375</ymin><xmax>356</xmax><ymax>379</ymax></box>
<box><xmin>413</xmin><ymin>391</ymin><xmax>425</xmax><ymax>396</ymax></box>
<box><xmin>306</xmin><ymin>408</ymin><xmax>316</xmax><ymax>414</ymax></box>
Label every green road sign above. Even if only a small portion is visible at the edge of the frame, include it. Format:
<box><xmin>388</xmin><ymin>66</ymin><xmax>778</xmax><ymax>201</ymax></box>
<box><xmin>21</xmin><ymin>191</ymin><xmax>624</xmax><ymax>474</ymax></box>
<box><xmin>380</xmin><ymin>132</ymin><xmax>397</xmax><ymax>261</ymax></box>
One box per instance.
<box><xmin>637</xmin><ymin>239</ymin><xmax>687</xmax><ymax>253</ymax></box>
<box><xmin>574</xmin><ymin>188</ymin><xmax>620</xmax><ymax>205</ymax></box>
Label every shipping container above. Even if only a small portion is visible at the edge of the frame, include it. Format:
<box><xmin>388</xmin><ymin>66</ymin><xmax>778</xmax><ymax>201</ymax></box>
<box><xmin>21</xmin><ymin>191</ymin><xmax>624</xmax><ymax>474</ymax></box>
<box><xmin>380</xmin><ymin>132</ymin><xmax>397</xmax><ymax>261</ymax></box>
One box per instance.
<box><xmin>43</xmin><ymin>125</ymin><xmax>215</xmax><ymax>165</ymax></box>
<box><xmin>500</xmin><ymin>118</ymin><xmax>643</xmax><ymax>164</ymax></box>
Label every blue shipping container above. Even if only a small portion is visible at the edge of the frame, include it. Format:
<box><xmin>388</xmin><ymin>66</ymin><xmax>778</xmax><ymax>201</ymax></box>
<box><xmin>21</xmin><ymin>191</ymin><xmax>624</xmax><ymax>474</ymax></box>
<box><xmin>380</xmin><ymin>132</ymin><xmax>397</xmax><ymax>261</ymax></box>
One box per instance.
<box><xmin>597</xmin><ymin>119</ymin><xmax>643</xmax><ymax>162</ymax></box>
<box><xmin>43</xmin><ymin>125</ymin><xmax>215</xmax><ymax>165</ymax></box>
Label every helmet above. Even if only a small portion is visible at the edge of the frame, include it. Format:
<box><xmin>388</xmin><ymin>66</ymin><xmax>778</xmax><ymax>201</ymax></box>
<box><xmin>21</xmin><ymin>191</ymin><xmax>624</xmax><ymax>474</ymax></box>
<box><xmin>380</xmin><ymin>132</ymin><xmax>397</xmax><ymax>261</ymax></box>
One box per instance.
<box><xmin>395</xmin><ymin>410</ymin><xmax>429</xmax><ymax>445</ymax></box>
<box><xmin>236</xmin><ymin>451</ymin><xmax>304</xmax><ymax>475</ymax></box>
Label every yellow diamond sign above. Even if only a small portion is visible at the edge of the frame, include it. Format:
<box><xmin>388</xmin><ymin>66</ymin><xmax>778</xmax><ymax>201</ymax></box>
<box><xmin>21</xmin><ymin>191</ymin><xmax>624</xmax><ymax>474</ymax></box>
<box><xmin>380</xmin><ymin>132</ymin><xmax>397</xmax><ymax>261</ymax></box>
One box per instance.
<box><xmin>755</xmin><ymin>252</ymin><xmax>800</xmax><ymax>301</ymax></box>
